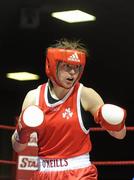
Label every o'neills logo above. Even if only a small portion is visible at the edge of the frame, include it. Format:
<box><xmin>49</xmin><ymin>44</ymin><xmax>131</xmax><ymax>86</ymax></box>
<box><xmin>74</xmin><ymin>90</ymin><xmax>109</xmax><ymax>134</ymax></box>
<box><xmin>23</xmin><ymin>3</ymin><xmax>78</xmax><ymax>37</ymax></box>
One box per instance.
<box><xmin>18</xmin><ymin>155</ymin><xmax>38</xmax><ymax>170</ymax></box>
<box><xmin>42</xmin><ymin>159</ymin><xmax>68</xmax><ymax>168</ymax></box>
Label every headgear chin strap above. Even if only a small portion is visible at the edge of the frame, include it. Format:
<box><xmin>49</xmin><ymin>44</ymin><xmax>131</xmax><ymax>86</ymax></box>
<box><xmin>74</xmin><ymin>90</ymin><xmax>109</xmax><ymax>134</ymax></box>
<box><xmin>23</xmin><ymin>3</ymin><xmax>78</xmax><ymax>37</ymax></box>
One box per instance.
<box><xmin>45</xmin><ymin>48</ymin><xmax>86</xmax><ymax>88</ymax></box>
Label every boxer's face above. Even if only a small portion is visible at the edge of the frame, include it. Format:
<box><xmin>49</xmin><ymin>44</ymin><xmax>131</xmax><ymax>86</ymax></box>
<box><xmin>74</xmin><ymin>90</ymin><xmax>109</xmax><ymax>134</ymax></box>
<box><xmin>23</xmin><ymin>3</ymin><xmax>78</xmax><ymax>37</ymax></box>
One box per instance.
<box><xmin>57</xmin><ymin>62</ymin><xmax>80</xmax><ymax>88</ymax></box>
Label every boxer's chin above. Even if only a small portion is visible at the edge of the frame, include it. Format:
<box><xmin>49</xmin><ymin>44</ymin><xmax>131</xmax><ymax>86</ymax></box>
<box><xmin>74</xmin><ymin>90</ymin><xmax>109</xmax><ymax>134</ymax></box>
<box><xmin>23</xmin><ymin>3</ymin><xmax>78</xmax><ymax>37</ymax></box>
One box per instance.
<box><xmin>60</xmin><ymin>80</ymin><xmax>75</xmax><ymax>89</ymax></box>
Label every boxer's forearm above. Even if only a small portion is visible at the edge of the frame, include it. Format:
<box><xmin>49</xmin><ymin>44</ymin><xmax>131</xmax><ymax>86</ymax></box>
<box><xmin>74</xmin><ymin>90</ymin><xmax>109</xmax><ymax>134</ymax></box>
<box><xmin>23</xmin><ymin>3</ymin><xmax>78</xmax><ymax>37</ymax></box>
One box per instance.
<box><xmin>107</xmin><ymin>125</ymin><xmax>126</xmax><ymax>139</ymax></box>
<box><xmin>94</xmin><ymin>104</ymin><xmax>126</xmax><ymax>131</ymax></box>
<box><xmin>16</xmin><ymin>105</ymin><xmax>44</xmax><ymax>144</ymax></box>
<box><xmin>11</xmin><ymin>131</ymin><xmax>27</xmax><ymax>152</ymax></box>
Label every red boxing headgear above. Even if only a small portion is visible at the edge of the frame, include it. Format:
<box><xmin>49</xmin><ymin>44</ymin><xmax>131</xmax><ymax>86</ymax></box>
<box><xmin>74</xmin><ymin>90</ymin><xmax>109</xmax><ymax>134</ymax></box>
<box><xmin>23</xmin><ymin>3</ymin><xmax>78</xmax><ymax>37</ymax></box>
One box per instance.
<box><xmin>45</xmin><ymin>48</ymin><xmax>86</xmax><ymax>87</ymax></box>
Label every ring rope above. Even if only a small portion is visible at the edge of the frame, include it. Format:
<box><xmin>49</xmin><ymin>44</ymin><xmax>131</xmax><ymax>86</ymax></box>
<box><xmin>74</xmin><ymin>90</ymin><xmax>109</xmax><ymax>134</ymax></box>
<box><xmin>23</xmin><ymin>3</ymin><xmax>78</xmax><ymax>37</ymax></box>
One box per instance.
<box><xmin>90</xmin><ymin>126</ymin><xmax>134</xmax><ymax>131</ymax></box>
<box><xmin>93</xmin><ymin>160</ymin><xmax>134</xmax><ymax>166</ymax></box>
<box><xmin>0</xmin><ymin>124</ymin><xmax>133</xmax><ymax>166</ymax></box>
<box><xmin>0</xmin><ymin>125</ymin><xmax>134</xmax><ymax>131</ymax></box>
<box><xmin>0</xmin><ymin>159</ymin><xmax>17</xmax><ymax>165</ymax></box>
<box><xmin>0</xmin><ymin>125</ymin><xmax>15</xmax><ymax>130</ymax></box>
<box><xmin>0</xmin><ymin>159</ymin><xmax>134</xmax><ymax>166</ymax></box>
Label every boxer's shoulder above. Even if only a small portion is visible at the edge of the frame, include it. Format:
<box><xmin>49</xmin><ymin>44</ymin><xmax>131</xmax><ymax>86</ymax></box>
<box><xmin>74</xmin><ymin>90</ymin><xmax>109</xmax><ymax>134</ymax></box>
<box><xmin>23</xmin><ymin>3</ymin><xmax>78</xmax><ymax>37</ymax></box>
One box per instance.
<box><xmin>22</xmin><ymin>89</ymin><xmax>37</xmax><ymax>111</ymax></box>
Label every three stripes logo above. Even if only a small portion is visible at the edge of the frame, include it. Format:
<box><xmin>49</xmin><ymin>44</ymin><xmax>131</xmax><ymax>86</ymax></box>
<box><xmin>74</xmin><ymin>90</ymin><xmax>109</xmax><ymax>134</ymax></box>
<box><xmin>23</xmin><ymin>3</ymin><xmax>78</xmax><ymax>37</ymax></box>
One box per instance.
<box><xmin>67</xmin><ymin>52</ymin><xmax>80</xmax><ymax>62</ymax></box>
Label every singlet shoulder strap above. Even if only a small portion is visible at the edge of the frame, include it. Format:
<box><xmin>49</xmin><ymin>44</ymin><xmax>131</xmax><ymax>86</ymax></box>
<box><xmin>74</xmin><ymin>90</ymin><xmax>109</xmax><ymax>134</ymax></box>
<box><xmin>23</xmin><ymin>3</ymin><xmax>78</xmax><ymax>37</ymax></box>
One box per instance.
<box><xmin>39</xmin><ymin>83</ymin><xmax>46</xmax><ymax>108</ymax></box>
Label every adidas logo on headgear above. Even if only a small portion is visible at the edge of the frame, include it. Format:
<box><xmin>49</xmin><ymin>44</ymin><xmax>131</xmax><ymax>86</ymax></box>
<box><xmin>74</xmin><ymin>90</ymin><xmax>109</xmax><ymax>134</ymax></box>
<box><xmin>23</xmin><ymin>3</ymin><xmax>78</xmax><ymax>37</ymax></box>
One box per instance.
<box><xmin>68</xmin><ymin>53</ymin><xmax>80</xmax><ymax>62</ymax></box>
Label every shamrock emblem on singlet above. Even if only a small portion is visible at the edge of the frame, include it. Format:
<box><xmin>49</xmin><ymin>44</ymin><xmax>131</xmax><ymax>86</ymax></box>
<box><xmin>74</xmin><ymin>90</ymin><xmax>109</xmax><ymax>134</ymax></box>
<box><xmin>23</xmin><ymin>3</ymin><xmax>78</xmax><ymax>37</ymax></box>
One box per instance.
<box><xmin>62</xmin><ymin>108</ymin><xmax>73</xmax><ymax>120</ymax></box>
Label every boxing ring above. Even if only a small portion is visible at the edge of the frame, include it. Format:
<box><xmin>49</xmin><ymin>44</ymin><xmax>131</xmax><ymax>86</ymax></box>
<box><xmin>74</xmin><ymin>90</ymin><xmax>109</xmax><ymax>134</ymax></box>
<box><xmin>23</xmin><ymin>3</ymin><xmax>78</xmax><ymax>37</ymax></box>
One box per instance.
<box><xmin>0</xmin><ymin>124</ymin><xmax>134</xmax><ymax>180</ymax></box>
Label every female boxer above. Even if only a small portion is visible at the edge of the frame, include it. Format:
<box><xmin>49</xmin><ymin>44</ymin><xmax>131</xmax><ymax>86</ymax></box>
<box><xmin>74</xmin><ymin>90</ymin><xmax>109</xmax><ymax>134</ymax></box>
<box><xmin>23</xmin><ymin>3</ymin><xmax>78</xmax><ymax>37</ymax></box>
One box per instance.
<box><xmin>12</xmin><ymin>39</ymin><xmax>126</xmax><ymax>180</ymax></box>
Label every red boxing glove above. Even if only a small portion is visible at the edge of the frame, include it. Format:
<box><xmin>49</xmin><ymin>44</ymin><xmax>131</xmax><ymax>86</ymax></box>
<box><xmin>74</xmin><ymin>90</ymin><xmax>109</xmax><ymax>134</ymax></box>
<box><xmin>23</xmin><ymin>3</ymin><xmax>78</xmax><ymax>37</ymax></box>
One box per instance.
<box><xmin>15</xmin><ymin>105</ymin><xmax>44</xmax><ymax>144</ymax></box>
<box><xmin>94</xmin><ymin>104</ymin><xmax>126</xmax><ymax>131</ymax></box>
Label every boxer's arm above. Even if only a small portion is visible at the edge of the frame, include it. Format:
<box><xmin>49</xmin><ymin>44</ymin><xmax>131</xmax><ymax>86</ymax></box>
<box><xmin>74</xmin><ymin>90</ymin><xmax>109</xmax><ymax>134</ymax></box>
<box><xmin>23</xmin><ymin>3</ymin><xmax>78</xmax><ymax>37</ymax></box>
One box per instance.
<box><xmin>21</xmin><ymin>89</ymin><xmax>37</xmax><ymax>111</ymax></box>
<box><xmin>11</xmin><ymin>130</ymin><xmax>28</xmax><ymax>152</ymax></box>
<box><xmin>107</xmin><ymin>125</ymin><xmax>126</xmax><ymax>139</ymax></box>
<box><xmin>94</xmin><ymin>104</ymin><xmax>127</xmax><ymax>139</ymax></box>
<box><xmin>81</xmin><ymin>86</ymin><xmax>104</xmax><ymax>116</ymax></box>
<box><xmin>11</xmin><ymin>89</ymin><xmax>37</xmax><ymax>152</ymax></box>
<box><xmin>81</xmin><ymin>86</ymin><xmax>127</xmax><ymax>139</ymax></box>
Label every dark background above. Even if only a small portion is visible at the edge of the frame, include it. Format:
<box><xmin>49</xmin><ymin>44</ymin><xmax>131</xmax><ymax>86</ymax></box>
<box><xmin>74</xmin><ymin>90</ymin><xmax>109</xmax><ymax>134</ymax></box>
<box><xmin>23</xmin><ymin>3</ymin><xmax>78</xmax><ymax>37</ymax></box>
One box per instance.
<box><xmin>0</xmin><ymin>0</ymin><xmax>134</xmax><ymax>179</ymax></box>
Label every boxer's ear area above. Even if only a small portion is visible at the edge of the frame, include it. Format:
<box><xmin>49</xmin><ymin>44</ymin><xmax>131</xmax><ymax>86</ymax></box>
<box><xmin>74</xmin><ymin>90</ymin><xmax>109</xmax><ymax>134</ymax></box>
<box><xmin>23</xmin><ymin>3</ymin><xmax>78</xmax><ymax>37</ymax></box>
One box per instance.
<box><xmin>22</xmin><ymin>105</ymin><xmax>44</xmax><ymax>127</ymax></box>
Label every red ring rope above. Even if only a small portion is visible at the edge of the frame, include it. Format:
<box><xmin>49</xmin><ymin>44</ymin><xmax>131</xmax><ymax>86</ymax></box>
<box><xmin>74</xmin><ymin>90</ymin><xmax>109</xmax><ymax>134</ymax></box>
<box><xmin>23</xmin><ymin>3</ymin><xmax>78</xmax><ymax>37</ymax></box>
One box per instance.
<box><xmin>0</xmin><ymin>159</ymin><xmax>17</xmax><ymax>165</ymax></box>
<box><xmin>0</xmin><ymin>125</ymin><xmax>15</xmax><ymax>130</ymax></box>
<box><xmin>93</xmin><ymin>160</ymin><xmax>134</xmax><ymax>166</ymax></box>
<box><xmin>0</xmin><ymin>124</ymin><xmax>134</xmax><ymax>166</ymax></box>
<box><xmin>90</xmin><ymin>126</ymin><xmax>134</xmax><ymax>131</ymax></box>
<box><xmin>0</xmin><ymin>125</ymin><xmax>134</xmax><ymax>131</ymax></box>
<box><xmin>0</xmin><ymin>159</ymin><xmax>134</xmax><ymax>166</ymax></box>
